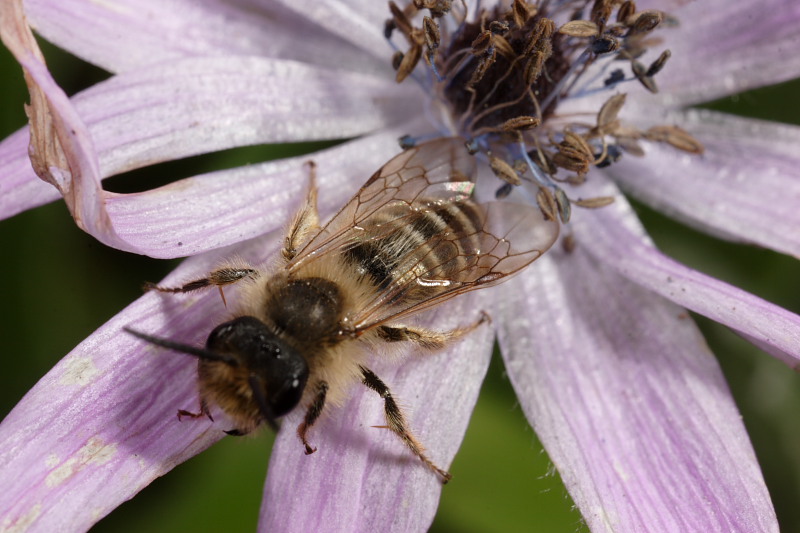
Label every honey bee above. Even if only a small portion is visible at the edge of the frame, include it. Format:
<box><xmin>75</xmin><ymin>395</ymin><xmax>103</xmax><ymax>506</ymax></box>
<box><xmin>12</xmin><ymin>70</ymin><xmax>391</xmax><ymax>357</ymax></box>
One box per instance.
<box><xmin>125</xmin><ymin>138</ymin><xmax>559</xmax><ymax>482</ymax></box>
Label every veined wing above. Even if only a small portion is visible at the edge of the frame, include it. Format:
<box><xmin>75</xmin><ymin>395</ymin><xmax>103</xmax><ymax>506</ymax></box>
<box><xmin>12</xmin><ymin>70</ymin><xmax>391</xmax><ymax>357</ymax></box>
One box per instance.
<box><xmin>288</xmin><ymin>137</ymin><xmax>560</xmax><ymax>332</ymax></box>
<box><xmin>345</xmin><ymin>196</ymin><xmax>560</xmax><ymax>331</ymax></box>
<box><xmin>288</xmin><ymin>138</ymin><xmax>477</xmax><ymax>270</ymax></box>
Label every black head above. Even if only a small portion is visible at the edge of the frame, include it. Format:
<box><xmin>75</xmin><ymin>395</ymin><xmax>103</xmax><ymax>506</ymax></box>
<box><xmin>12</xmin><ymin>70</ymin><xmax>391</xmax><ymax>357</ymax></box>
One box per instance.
<box><xmin>125</xmin><ymin>316</ymin><xmax>308</xmax><ymax>429</ymax></box>
<box><xmin>205</xmin><ymin>316</ymin><xmax>309</xmax><ymax>423</ymax></box>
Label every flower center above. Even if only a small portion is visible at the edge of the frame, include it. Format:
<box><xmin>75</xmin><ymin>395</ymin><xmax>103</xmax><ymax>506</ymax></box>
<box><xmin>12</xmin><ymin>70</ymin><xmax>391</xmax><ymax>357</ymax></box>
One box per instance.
<box><xmin>386</xmin><ymin>0</ymin><xmax>704</xmax><ymax>220</ymax></box>
<box><xmin>439</xmin><ymin>11</ymin><xmax>570</xmax><ymax>136</ymax></box>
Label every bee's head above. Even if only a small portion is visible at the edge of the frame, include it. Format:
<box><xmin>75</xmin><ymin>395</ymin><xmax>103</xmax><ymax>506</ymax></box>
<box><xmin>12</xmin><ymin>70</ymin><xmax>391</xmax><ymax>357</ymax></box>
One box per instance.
<box><xmin>205</xmin><ymin>316</ymin><xmax>309</xmax><ymax>425</ymax></box>
<box><xmin>125</xmin><ymin>316</ymin><xmax>308</xmax><ymax>430</ymax></box>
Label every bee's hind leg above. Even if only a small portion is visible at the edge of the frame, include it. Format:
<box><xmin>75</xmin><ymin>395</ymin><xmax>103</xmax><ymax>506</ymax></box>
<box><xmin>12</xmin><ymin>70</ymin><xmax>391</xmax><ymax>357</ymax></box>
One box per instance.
<box><xmin>282</xmin><ymin>160</ymin><xmax>320</xmax><ymax>262</ymax></box>
<box><xmin>376</xmin><ymin>311</ymin><xmax>490</xmax><ymax>351</ymax></box>
<box><xmin>359</xmin><ymin>365</ymin><xmax>452</xmax><ymax>484</ymax></box>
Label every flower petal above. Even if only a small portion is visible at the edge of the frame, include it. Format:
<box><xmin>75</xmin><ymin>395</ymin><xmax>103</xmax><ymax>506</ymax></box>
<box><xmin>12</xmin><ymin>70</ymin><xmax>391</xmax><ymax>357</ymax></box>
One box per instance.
<box><xmin>260</xmin><ymin>296</ymin><xmax>494</xmax><ymax>533</ymax></box>
<box><xmin>0</xmin><ymin>51</ymin><xmax>418</xmax><ymax>253</ymax></box>
<box><xmin>0</xmin><ymin>127</ymin><xmax>60</xmax><ymax>220</ymax></box>
<box><xmin>267</xmin><ymin>0</ymin><xmax>390</xmax><ymax>65</ymax></box>
<box><xmin>495</xmin><ymin>246</ymin><xmax>778</xmax><ymax>532</ymax></box>
<box><xmin>658</xmin><ymin>0</ymin><xmax>800</xmax><ymax>106</ymax></box>
<box><xmin>605</xmin><ymin>107</ymin><xmax>800</xmax><ymax>257</ymax></box>
<box><xmin>23</xmin><ymin>0</ymin><xmax>386</xmax><ymax>74</ymax></box>
<box><xmin>103</xmin><ymin>128</ymin><xmax>411</xmax><ymax>258</ymax></box>
<box><xmin>0</xmin><ymin>234</ymin><xmax>279</xmax><ymax>531</ymax></box>
<box><xmin>574</xmin><ymin>179</ymin><xmax>800</xmax><ymax>367</ymax></box>
<box><xmin>76</xmin><ymin>57</ymin><xmax>412</xmax><ymax>177</ymax></box>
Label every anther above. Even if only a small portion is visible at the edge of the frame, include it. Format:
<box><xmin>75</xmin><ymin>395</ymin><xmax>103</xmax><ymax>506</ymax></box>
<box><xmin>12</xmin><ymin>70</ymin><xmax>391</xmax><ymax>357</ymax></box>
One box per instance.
<box><xmin>646</xmin><ymin>49</ymin><xmax>671</xmax><ymax>77</ymax></box>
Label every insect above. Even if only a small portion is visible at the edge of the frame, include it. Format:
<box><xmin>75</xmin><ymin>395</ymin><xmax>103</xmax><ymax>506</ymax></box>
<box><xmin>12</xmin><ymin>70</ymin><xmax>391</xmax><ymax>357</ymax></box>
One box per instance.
<box><xmin>126</xmin><ymin>137</ymin><xmax>560</xmax><ymax>482</ymax></box>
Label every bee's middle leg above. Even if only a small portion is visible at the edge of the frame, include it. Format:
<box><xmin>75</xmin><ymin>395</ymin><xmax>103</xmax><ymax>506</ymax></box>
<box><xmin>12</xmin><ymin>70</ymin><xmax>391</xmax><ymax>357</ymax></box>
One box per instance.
<box><xmin>376</xmin><ymin>311</ymin><xmax>490</xmax><ymax>351</ymax></box>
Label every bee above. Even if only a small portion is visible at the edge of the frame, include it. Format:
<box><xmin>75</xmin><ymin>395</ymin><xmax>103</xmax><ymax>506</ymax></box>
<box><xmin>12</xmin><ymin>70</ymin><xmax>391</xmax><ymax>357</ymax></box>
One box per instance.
<box><xmin>125</xmin><ymin>137</ymin><xmax>559</xmax><ymax>482</ymax></box>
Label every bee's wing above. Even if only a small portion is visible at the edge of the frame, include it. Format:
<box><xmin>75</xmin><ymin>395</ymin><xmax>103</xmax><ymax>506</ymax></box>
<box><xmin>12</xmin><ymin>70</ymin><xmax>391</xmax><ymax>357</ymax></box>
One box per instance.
<box><xmin>349</xmin><ymin>197</ymin><xmax>560</xmax><ymax>331</ymax></box>
<box><xmin>288</xmin><ymin>137</ymin><xmax>560</xmax><ymax>332</ymax></box>
<box><xmin>289</xmin><ymin>138</ymin><xmax>477</xmax><ymax>268</ymax></box>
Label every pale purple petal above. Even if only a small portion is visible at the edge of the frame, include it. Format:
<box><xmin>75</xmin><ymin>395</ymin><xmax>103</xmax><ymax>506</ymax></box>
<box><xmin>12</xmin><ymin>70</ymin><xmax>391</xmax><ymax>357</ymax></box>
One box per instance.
<box><xmin>260</xmin><ymin>296</ymin><xmax>494</xmax><ymax>533</ymax></box>
<box><xmin>75</xmin><ymin>57</ymin><xmax>413</xmax><ymax>177</ymax></box>
<box><xmin>574</xmin><ymin>179</ymin><xmax>800</xmax><ymax>366</ymax></box>
<box><xmin>657</xmin><ymin>0</ymin><xmax>800</xmax><ymax>106</ymax></box>
<box><xmin>0</xmin><ymin>128</ymin><xmax>60</xmax><ymax>220</ymax></box>
<box><xmin>0</xmin><ymin>54</ymin><xmax>418</xmax><ymax>251</ymax></box>
<box><xmin>103</xmin><ymin>128</ymin><xmax>411</xmax><ymax>258</ymax></box>
<box><xmin>495</xmin><ymin>246</ymin><xmax>778</xmax><ymax>532</ymax></box>
<box><xmin>736</xmin><ymin>332</ymin><xmax>798</xmax><ymax>368</ymax></box>
<box><xmin>25</xmin><ymin>0</ymin><xmax>386</xmax><ymax>74</ymax></box>
<box><xmin>0</xmin><ymin>234</ymin><xmax>281</xmax><ymax>531</ymax></box>
<box><xmin>605</xmin><ymin>107</ymin><xmax>800</xmax><ymax>257</ymax></box>
<box><xmin>268</xmin><ymin>0</ymin><xmax>389</xmax><ymax>64</ymax></box>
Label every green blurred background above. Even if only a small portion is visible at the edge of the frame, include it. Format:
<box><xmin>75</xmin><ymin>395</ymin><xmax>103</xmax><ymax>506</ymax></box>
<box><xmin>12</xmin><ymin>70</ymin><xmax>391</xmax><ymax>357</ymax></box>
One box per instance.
<box><xmin>1</xmin><ymin>38</ymin><xmax>799</xmax><ymax>533</ymax></box>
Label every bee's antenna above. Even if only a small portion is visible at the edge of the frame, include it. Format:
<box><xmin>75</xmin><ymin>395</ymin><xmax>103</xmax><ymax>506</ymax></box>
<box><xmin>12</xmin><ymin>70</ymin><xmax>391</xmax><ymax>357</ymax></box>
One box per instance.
<box><xmin>124</xmin><ymin>327</ymin><xmax>240</xmax><ymax>367</ymax></box>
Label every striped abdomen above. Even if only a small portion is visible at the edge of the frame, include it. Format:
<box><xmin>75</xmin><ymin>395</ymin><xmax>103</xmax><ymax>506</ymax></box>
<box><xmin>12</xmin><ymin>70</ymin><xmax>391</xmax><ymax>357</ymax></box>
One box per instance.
<box><xmin>342</xmin><ymin>198</ymin><xmax>485</xmax><ymax>303</ymax></box>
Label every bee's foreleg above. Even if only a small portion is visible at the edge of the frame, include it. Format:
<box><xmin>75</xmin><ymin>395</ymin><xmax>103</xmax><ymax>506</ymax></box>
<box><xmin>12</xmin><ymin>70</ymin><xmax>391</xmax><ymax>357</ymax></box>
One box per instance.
<box><xmin>376</xmin><ymin>311</ymin><xmax>490</xmax><ymax>351</ymax></box>
<box><xmin>143</xmin><ymin>266</ymin><xmax>258</xmax><ymax>306</ymax></box>
<box><xmin>282</xmin><ymin>160</ymin><xmax>320</xmax><ymax>262</ymax></box>
<box><xmin>177</xmin><ymin>398</ymin><xmax>213</xmax><ymax>422</ymax></box>
<box><xmin>296</xmin><ymin>380</ymin><xmax>329</xmax><ymax>455</ymax></box>
<box><xmin>359</xmin><ymin>365</ymin><xmax>452</xmax><ymax>484</ymax></box>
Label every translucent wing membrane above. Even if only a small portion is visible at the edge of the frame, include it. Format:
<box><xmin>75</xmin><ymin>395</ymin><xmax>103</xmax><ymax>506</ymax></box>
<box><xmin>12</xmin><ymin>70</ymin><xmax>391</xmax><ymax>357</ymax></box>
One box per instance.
<box><xmin>289</xmin><ymin>137</ymin><xmax>560</xmax><ymax>331</ymax></box>
<box><xmin>349</xmin><ymin>197</ymin><xmax>559</xmax><ymax>329</ymax></box>
<box><xmin>290</xmin><ymin>138</ymin><xmax>477</xmax><ymax>266</ymax></box>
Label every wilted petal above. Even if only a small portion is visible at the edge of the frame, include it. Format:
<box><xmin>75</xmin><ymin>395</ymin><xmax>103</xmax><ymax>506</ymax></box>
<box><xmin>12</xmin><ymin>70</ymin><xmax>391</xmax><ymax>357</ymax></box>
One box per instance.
<box><xmin>605</xmin><ymin>107</ymin><xmax>800</xmax><ymax>257</ymax></box>
<box><xmin>496</xmin><ymin>246</ymin><xmax>778</xmax><ymax>532</ymax></box>
<box><xmin>261</xmin><ymin>296</ymin><xmax>494</xmax><ymax>533</ymax></box>
<box><xmin>574</xmin><ymin>180</ymin><xmax>800</xmax><ymax>366</ymax></box>
<box><xmin>24</xmin><ymin>0</ymin><xmax>385</xmax><ymax>74</ymax></box>
<box><xmin>2</xmin><ymin>0</ymin><xmax>116</xmax><ymax>246</ymax></box>
<box><xmin>658</xmin><ymin>0</ymin><xmax>800</xmax><ymax>106</ymax></box>
<box><xmin>0</xmin><ymin>234</ymin><xmax>280</xmax><ymax>531</ymax></box>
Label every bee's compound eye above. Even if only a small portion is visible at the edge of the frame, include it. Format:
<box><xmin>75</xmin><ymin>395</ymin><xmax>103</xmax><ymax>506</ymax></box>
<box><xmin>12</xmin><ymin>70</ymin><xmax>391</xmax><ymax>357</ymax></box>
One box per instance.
<box><xmin>268</xmin><ymin>367</ymin><xmax>308</xmax><ymax>417</ymax></box>
<box><xmin>206</xmin><ymin>322</ymin><xmax>236</xmax><ymax>348</ymax></box>
<box><xmin>254</xmin><ymin>331</ymin><xmax>309</xmax><ymax>417</ymax></box>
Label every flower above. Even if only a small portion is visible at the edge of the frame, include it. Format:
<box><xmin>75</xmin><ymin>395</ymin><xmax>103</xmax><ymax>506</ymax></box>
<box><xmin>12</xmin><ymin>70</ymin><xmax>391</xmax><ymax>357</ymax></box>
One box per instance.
<box><xmin>1</xmin><ymin>0</ymin><xmax>799</xmax><ymax>531</ymax></box>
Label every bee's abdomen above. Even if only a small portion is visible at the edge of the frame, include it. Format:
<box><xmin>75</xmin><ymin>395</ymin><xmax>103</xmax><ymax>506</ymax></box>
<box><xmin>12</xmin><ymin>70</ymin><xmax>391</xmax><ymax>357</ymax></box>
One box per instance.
<box><xmin>342</xmin><ymin>199</ymin><xmax>483</xmax><ymax>296</ymax></box>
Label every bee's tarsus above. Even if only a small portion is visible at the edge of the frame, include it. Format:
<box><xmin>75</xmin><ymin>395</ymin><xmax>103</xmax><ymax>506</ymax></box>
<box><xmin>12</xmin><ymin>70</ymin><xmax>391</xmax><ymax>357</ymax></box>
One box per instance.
<box><xmin>177</xmin><ymin>403</ymin><xmax>212</xmax><ymax>422</ymax></box>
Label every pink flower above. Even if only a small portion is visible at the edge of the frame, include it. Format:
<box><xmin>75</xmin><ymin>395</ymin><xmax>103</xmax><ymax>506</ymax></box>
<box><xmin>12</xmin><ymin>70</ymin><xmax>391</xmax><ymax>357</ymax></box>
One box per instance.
<box><xmin>1</xmin><ymin>0</ymin><xmax>798</xmax><ymax>531</ymax></box>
